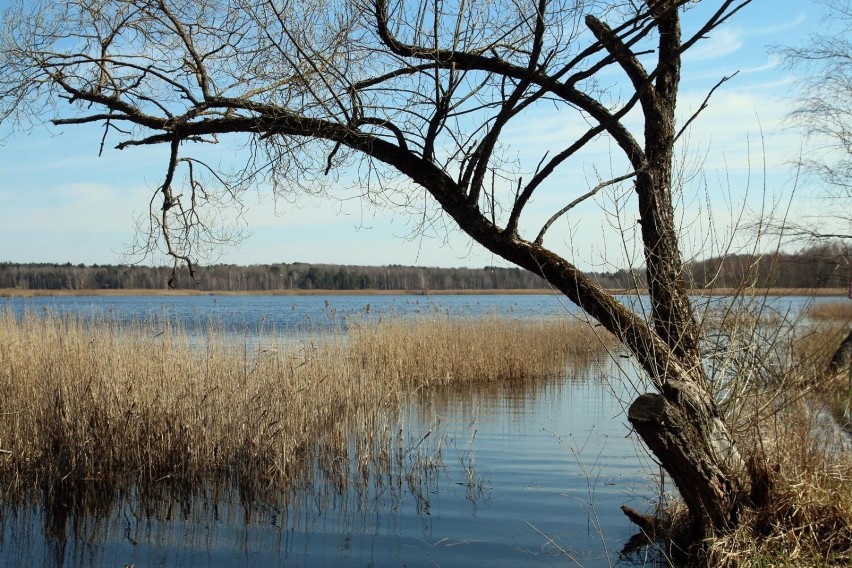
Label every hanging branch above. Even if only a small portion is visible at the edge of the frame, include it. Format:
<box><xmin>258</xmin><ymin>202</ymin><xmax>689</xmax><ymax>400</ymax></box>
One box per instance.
<box><xmin>158</xmin><ymin>135</ymin><xmax>197</xmax><ymax>287</ymax></box>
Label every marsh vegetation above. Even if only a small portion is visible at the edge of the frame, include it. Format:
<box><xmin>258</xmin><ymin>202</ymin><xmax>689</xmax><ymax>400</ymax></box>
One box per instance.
<box><xmin>0</xmin><ymin>309</ymin><xmax>612</xmax><ymax>502</ymax></box>
<box><xmin>1</xmin><ymin>293</ymin><xmax>851</xmax><ymax>566</ymax></box>
<box><xmin>673</xmin><ymin>298</ymin><xmax>852</xmax><ymax>566</ymax></box>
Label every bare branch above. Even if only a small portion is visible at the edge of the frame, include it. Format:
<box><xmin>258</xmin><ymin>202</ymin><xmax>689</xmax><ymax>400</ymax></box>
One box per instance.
<box><xmin>0</xmin><ymin>0</ymin><xmax>759</xmax><ymax>535</ymax></box>
<box><xmin>535</xmin><ymin>171</ymin><xmax>638</xmax><ymax>245</ymax></box>
<box><xmin>675</xmin><ymin>72</ymin><xmax>738</xmax><ymax>142</ymax></box>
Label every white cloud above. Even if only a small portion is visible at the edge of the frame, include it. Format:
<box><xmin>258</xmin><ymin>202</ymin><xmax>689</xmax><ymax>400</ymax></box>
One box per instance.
<box><xmin>0</xmin><ymin>1</ymin><xmax>823</xmax><ymax>269</ymax></box>
<box><xmin>740</xmin><ymin>11</ymin><xmax>809</xmax><ymax>37</ymax></box>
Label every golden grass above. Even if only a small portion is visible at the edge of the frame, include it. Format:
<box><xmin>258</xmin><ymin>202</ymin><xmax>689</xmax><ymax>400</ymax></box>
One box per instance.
<box><xmin>620</xmin><ymin>304</ymin><xmax>852</xmax><ymax>565</ymax></box>
<box><xmin>696</xmin><ymin>316</ymin><xmax>852</xmax><ymax>567</ymax></box>
<box><xmin>707</xmin><ymin>398</ymin><xmax>852</xmax><ymax>567</ymax></box>
<box><xmin>806</xmin><ymin>301</ymin><xmax>852</xmax><ymax>321</ymax></box>
<box><xmin>0</xmin><ymin>288</ymin><xmax>206</xmax><ymax>297</ymax></box>
<box><xmin>690</xmin><ymin>288</ymin><xmax>848</xmax><ymax>298</ymax></box>
<box><xmin>0</xmin><ymin>310</ymin><xmax>610</xmax><ymax>501</ymax></box>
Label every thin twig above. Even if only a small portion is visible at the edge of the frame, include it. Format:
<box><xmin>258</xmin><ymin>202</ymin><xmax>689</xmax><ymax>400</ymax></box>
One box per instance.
<box><xmin>524</xmin><ymin>521</ymin><xmax>583</xmax><ymax>566</ymax></box>
<box><xmin>675</xmin><ymin>72</ymin><xmax>738</xmax><ymax>142</ymax></box>
<box><xmin>535</xmin><ymin>171</ymin><xmax>637</xmax><ymax>245</ymax></box>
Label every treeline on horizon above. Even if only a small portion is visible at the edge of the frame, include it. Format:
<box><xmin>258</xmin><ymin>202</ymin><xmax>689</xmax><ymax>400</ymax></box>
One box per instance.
<box><xmin>1</xmin><ymin>242</ymin><xmax>849</xmax><ymax>292</ymax></box>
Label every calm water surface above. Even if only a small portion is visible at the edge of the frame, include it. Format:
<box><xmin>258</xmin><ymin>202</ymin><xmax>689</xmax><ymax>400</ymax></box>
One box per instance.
<box><xmin>0</xmin><ymin>293</ymin><xmax>834</xmax><ymax>567</ymax></box>
<box><xmin>4</xmin><ymin>291</ymin><xmax>823</xmax><ymax>333</ymax></box>
<box><xmin>2</xmin><ymin>373</ymin><xmax>658</xmax><ymax>567</ymax></box>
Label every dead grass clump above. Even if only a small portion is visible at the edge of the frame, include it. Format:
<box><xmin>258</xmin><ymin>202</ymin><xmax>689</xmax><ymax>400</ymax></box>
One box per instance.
<box><xmin>794</xmin><ymin>325</ymin><xmax>850</xmax><ymax>368</ymax></box>
<box><xmin>345</xmin><ymin>316</ymin><xmax>613</xmax><ymax>392</ymax></box>
<box><xmin>626</xmin><ymin>437</ymin><xmax>852</xmax><ymax>567</ymax></box>
<box><xmin>0</xmin><ymin>310</ymin><xmax>608</xmax><ymax>501</ymax></box>
<box><xmin>789</xmin><ymin>323</ymin><xmax>852</xmax><ymax>407</ymax></box>
<box><xmin>700</xmin><ymin>312</ymin><xmax>852</xmax><ymax>567</ymax></box>
<box><xmin>639</xmin><ymin>307</ymin><xmax>852</xmax><ymax>566</ymax></box>
<box><xmin>805</xmin><ymin>302</ymin><xmax>852</xmax><ymax>322</ymax></box>
<box><xmin>707</xmin><ymin>398</ymin><xmax>852</xmax><ymax>567</ymax></box>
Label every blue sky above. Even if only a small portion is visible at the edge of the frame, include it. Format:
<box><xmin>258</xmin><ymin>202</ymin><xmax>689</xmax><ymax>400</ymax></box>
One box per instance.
<box><xmin>0</xmin><ymin>1</ymin><xmax>833</xmax><ymax>270</ymax></box>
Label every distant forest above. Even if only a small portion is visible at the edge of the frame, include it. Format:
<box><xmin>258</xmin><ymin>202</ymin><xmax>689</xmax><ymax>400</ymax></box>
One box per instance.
<box><xmin>685</xmin><ymin>241</ymin><xmax>850</xmax><ymax>290</ymax></box>
<box><xmin>1</xmin><ymin>242</ymin><xmax>849</xmax><ymax>292</ymax></box>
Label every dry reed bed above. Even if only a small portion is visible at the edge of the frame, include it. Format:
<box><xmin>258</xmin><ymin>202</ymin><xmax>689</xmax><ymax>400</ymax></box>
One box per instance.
<box><xmin>699</xmin><ymin>309</ymin><xmax>852</xmax><ymax>566</ymax></box>
<box><xmin>806</xmin><ymin>301</ymin><xmax>852</xmax><ymax>322</ymax></box>
<box><xmin>0</xmin><ymin>311</ymin><xmax>609</xmax><ymax>499</ymax></box>
<box><xmin>707</xmin><ymin>397</ymin><xmax>852</xmax><ymax>567</ymax></box>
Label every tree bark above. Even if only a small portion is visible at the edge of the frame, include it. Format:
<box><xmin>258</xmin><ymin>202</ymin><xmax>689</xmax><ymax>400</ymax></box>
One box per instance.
<box><xmin>363</xmin><ymin>2</ymin><xmax>753</xmax><ymax>537</ymax></box>
<box><xmin>2</xmin><ymin>0</ymin><xmax>758</xmax><ymax>545</ymax></box>
<box><xmin>629</xmin><ymin>390</ymin><xmax>744</xmax><ymax>539</ymax></box>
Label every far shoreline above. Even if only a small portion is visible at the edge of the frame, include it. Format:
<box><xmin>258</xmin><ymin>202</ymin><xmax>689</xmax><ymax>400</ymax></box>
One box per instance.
<box><xmin>0</xmin><ymin>287</ymin><xmax>847</xmax><ymax>298</ymax></box>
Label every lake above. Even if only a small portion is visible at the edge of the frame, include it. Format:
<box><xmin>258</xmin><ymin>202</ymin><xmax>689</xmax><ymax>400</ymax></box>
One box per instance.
<box><xmin>2</xmin><ymin>291</ymin><xmax>823</xmax><ymax>337</ymax></box>
<box><xmin>0</xmin><ymin>292</ymin><xmax>837</xmax><ymax>567</ymax></box>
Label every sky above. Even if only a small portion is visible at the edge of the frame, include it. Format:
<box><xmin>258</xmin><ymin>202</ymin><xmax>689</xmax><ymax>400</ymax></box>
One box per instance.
<box><xmin>0</xmin><ymin>0</ymin><xmax>838</xmax><ymax>270</ymax></box>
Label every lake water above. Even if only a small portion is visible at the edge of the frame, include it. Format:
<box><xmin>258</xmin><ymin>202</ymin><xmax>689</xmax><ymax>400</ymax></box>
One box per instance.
<box><xmin>3</xmin><ymin>291</ymin><xmax>823</xmax><ymax>336</ymax></box>
<box><xmin>0</xmin><ymin>293</ymin><xmax>837</xmax><ymax>567</ymax></box>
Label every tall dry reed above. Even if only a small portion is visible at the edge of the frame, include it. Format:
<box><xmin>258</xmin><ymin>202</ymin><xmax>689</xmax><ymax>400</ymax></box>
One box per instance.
<box><xmin>675</xmin><ymin>300</ymin><xmax>852</xmax><ymax>566</ymax></box>
<box><xmin>0</xmin><ymin>310</ymin><xmax>609</xmax><ymax>502</ymax></box>
<box><xmin>805</xmin><ymin>301</ymin><xmax>852</xmax><ymax>322</ymax></box>
<box><xmin>706</xmin><ymin>392</ymin><xmax>852</xmax><ymax>567</ymax></box>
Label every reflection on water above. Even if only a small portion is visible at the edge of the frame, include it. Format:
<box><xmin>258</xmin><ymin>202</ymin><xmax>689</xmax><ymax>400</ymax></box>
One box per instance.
<box><xmin>1</xmin><ymin>362</ymin><xmax>664</xmax><ymax>568</ymax></box>
<box><xmin>1</xmin><ymin>293</ymin><xmax>841</xmax><ymax>566</ymax></box>
<box><xmin>13</xmin><ymin>293</ymin><xmax>813</xmax><ymax>565</ymax></box>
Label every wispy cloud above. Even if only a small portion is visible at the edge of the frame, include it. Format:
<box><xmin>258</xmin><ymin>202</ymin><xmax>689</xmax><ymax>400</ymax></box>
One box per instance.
<box><xmin>743</xmin><ymin>12</ymin><xmax>809</xmax><ymax>37</ymax></box>
<box><xmin>683</xmin><ymin>28</ymin><xmax>745</xmax><ymax>63</ymax></box>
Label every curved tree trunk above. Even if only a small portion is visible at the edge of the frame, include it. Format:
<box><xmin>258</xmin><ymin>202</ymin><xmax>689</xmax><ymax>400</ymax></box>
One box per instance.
<box><xmin>629</xmin><ymin>387</ymin><xmax>745</xmax><ymax>539</ymax></box>
<box><xmin>608</xmin><ymin>1</ymin><xmax>749</xmax><ymax>538</ymax></box>
<box><xmin>3</xmin><ymin>0</ymin><xmax>759</xmax><ymax>548</ymax></box>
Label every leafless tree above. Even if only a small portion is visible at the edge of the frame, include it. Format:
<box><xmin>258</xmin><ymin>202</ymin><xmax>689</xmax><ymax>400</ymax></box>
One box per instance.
<box><xmin>1</xmin><ymin>0</ymin><xmax>757</xmax><ymax>542</ymax></box>
<box><xmin>774</xmin><ymin>0</ymin><xmax>852</xmax><ymax>377</ymax></box>
<box><xmin>775</xmin><ymin>0</ymin><xmax>852</xmax><ymax>242</ymax></box>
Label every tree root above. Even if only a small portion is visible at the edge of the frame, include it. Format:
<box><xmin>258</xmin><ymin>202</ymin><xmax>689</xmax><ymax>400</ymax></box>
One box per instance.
<box><xmin>620</xmin><ymin>504</ymin><xmax>664</xmax><ymax>554</ymax></box>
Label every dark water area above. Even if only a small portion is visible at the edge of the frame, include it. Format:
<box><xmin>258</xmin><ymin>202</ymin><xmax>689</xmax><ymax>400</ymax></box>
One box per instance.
<box><xmin>0</xmin><ymin>293</ymin><xmax>838</xmax><ymax>567</ymax></box>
